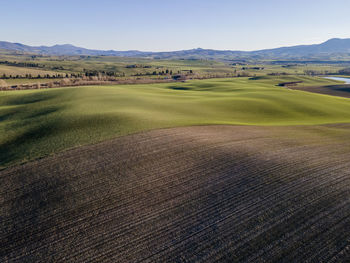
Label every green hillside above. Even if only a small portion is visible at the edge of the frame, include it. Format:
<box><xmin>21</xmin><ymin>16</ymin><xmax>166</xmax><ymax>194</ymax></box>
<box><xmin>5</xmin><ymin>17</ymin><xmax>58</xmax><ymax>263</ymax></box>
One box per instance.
<box><xmin>0</xmin><ymin>76</ymin><xmax>348</xmax><ymax>168</ymax></box>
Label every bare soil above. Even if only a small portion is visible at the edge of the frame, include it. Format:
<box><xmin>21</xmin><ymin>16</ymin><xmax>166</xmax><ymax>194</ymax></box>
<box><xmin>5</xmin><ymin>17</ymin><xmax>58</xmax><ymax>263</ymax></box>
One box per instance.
<box><xmin>1</xmin><ymin>125</ymin><xmax>350</xmax><ymax>262</ymax></box>
<box><xmin>290</xmin><ymin>84</ymin><xmax>350</xmax><ymax>98</ymax></box>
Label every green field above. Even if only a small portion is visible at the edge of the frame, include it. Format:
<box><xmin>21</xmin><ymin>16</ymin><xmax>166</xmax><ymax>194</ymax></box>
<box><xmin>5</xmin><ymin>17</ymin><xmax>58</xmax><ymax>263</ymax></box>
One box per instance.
<box><xmin>0</xmin><ymin>75</ymin><xmax>349</xmax><ymax>168</ymax></box>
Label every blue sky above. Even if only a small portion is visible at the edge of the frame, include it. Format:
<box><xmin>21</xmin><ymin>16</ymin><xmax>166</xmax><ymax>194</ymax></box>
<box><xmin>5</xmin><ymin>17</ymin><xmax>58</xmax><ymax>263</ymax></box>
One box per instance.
<box><xmin>1</xmin><ymin>0</ymin><xmax>350</xmax><ymax>51</ymax></box>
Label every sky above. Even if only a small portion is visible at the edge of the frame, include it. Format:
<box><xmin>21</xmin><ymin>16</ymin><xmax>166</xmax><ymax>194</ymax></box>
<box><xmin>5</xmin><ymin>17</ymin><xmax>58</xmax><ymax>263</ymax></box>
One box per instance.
<box><xmin>1</xmin><ymin>0</ymin><xmax>350</xmax><ymax>51</ymax></box>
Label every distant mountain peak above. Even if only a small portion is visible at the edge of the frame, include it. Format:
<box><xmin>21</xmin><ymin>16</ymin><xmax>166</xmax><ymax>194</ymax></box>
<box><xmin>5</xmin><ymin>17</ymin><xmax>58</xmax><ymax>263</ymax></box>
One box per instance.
<box><xmin>52</xmin><ymin>44</ymin><xmax>75</xmax><ymax>47</ymax></box>
<box><xmin>324</xmin><ymin>38</ymin><xmax>342</xmax><ymax>42</ymax></box>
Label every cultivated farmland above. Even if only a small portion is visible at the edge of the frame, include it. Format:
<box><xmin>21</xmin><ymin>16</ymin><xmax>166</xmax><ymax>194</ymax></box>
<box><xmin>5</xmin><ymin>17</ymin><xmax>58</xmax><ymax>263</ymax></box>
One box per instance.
<box><xmin>1</xmin><ymin>76</ymin><xmax>350</xmax><ymax>262</ymax></box>
<box><xmin>290</xmin><ymin>84</ymin><xmax>350</xmax><ymax>98</ymax></box>
<box><xmin>1</xmin><ymin>125</ymin><xmax>350</xmax><ymax>262</ymax></box>
<box><xmin>0</xmin><ymin>65</ymin><xmax>60</xmax><ymax>81</ymax></box>
<box><xmin>1</xmin><ymin>49</ymin><xmax>349</xmax><ymax>86</ymax></box>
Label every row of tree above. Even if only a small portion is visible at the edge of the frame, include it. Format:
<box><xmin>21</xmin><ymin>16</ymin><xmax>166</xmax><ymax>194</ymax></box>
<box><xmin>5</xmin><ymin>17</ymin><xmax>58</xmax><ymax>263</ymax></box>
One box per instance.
<box><xmin>132</xmin><ymin>69</ymin><xmax>195</xmax><ymax>77</ymax></box>
<box><xmin>82</xmin><ymin>70</ymin><xmax>125</xmax><ymax>77</ymax></box>
<box><xmin>0</xmin><ymin>60</ymin><xmax>42</xmax><ymax>68</ymax></box>
<box><xmin>0</xmin><ymin>73</ymin><xmax>70</xmax><ymax>79</ymax></box>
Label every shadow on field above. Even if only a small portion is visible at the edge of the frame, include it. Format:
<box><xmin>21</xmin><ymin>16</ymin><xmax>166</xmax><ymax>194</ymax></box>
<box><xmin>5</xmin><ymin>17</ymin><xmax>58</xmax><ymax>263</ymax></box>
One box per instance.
<box><xmin>6</xmin><ymin>107</ymin><xmax>61</xmax><ymax>130</ymax></box>
<box><xmin>168</xmin><ymin>86</ymin><xmax>190</xmax><ymax>91</ymax></box>
<box><xmin>0</xmin><ymin>123</ymin><xmax>56</xmax><ymax>167</ymax></box>
<box><xmin>0</xmin><ymin>111</ymin><xmax>18</xmax><ymax>122</ymax></box>
<box><xmin>0</xmin><ymin>109</ymin><xmax>131</xmax><ymax>168</ymax></box>
<box><xmin>0</xmin><ymin>168</ymin><xmax>71</xmax><ymax>261</ymax></box>
<box><xmin>168</xmin><ymin>83</ymin><xmax>217</xmax><ymax>92</ymax></box>
<box><xmin>2</xmin><ymin>92</ymin><xmax>55</xmax><ymax>106</ymax></box>
<box><xmin>0</xmin><ymin>106</ymin><xmax>62</xmax><ymax>168</ymax></box>
<box><xmin>27</xmin><ymin>107</ymin><xmax>59</xmax><ymax>119</ymax></box>
<box><xmin>0</xmin><ymin>92</ymin><xmax>58</xmax><ymax>123</ymax></box>
<box><xmin>1</xmin><ymin>125</ymin><xmax>350</xmax><ymax>261</ymax></box>
<box><xmin>249</xmin><ymin>76</ymin><xmax>266</xmax><ymax>80</ymax></box>
<box><xmin>0</xmin><ymin>92</ymin><xmax>64</xmax><ymax>167</ymax></box>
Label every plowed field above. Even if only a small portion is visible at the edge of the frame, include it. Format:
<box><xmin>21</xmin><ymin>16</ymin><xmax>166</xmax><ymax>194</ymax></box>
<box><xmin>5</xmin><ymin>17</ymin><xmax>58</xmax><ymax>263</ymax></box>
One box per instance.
<box><xmin>1</xmin><ymin>125</ymin><xmax>350</xmax><ymax>262</ymax></box>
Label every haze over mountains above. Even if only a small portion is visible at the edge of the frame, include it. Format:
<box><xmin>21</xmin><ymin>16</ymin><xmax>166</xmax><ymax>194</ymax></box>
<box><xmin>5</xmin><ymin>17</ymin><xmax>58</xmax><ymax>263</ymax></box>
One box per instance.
<box><xmin>1</xmin><ymin>38</ymin><xmax>350</xmax><ymax>60</ymax></box>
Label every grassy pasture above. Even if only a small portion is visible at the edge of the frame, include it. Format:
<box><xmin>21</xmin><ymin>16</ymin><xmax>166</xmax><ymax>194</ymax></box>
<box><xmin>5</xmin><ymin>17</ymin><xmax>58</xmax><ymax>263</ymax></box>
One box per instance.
<box><xmin>0</xmin><ymin>76</ymin><xmax>349</xmax><ymax>168</ymax></box>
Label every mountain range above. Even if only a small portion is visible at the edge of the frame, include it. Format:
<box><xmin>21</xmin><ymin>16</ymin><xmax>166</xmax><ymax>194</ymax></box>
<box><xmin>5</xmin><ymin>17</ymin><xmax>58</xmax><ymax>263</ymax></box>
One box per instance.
<box><xmin>1</xmin><ymin>38</ymin><xmax>350</xmax><ymax>60</ymax></box>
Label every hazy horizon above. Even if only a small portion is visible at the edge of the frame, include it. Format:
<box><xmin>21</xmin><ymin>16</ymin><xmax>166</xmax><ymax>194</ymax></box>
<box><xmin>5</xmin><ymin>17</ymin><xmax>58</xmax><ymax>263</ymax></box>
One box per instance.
<box><xmin>2</xmin><ymin>37</ymin><xmax>350</xmax><ymax>53</ymax></box>
<box><xmin>1</xmin><ymin>0</ymin><xmax>350</xmax><ymax>52</ymax></box>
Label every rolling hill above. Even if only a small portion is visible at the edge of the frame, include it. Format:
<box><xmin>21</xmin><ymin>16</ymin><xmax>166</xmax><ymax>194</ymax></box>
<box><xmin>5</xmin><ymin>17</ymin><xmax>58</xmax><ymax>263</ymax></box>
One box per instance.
<box><xmin>0</xmin><ymin>76</ymin><xmax>346</xmax><ymax>168</ymax></box>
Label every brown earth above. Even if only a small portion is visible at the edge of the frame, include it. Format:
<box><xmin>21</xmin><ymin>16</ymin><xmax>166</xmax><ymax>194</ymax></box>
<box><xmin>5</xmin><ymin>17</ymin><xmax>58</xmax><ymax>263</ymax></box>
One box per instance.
<box><xmin>290</xmin><ymin>84</ymin><xmax>350</xmax><ymax>98</ymax></box>
<box><xmin>1</xmin><ymin>125</ymin><xmax>350</xmax><ymax>262</ymax></box>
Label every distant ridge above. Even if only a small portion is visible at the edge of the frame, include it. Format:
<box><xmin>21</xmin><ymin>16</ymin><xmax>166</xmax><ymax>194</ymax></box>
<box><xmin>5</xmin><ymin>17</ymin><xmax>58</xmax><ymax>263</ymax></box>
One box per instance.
<box><xmin>0</xmin><ymin>41</ymin><xmax>147</xmax><ymax>57</ymax></box>
<box><xmin>1</xmin><ymin>38</ymin><xmax>350</xmax><ymax>59</ymax></box>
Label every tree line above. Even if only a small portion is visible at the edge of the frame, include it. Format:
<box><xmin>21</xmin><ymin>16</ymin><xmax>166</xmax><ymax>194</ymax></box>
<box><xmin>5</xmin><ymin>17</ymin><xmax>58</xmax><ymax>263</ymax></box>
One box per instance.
<box><xmin>0</xmin><ymin>60</ymin><xmax>43</xmax><ymax>68</ymax></box>
<box><xmin>0</xmin><ymin>73</ymin><xmax>70</xmax><ymax>79</ymax></box>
